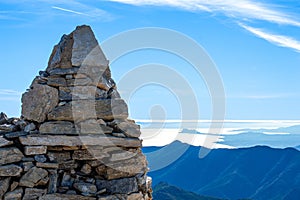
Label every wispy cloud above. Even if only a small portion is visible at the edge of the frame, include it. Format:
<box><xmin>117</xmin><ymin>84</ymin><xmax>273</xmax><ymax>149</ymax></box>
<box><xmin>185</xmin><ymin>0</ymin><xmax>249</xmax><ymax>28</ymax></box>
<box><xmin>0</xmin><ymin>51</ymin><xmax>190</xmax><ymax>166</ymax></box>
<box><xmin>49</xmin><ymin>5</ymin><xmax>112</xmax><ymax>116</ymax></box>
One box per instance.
<box><xmin>0</xmin><ymin>89</ymin><xmax>21</xmax><ymax>101</ymax></box>
<box><xmin>52</xmin><ymin>6</ymin><xmax>89</xmax><ymax>16</ymax></box>
<box><xmin>0</xmin><ymin>89</ymin><xmax>21</xmax><ymax>96</ymax></box>
<box><xmin>110</xmin><ymin>0</ymin><xmax>300</xmax><ymax>27</ymax></box>
<box><xmin>240</xmin><ymin>24</ymin><xmax>300</xmax><ymax>52</ymax></box>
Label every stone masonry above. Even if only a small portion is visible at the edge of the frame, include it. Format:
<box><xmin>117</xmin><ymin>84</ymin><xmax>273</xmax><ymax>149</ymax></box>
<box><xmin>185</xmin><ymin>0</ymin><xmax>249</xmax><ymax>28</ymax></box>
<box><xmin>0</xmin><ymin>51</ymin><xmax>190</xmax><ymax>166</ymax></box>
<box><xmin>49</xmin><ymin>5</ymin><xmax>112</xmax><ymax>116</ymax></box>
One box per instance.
<box><xmin>0</xmin><ymin>25</ymin><xmax>152</xmax><ymax>200</ymax></box>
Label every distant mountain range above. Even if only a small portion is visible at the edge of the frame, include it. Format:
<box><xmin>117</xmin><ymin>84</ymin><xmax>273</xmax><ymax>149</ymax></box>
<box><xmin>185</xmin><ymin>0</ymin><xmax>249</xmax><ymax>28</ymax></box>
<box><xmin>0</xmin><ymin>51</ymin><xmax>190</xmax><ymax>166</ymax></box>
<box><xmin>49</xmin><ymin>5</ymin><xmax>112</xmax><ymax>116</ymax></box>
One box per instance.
<box><xmin>153</xmin><ymin>182</ymin><xmax>225</xmax><ymax>200</ymax></box>
<box><xmin>144</xmin><ymin>142</ymin><xmax>300</xmax><ymax>200</ymax></box>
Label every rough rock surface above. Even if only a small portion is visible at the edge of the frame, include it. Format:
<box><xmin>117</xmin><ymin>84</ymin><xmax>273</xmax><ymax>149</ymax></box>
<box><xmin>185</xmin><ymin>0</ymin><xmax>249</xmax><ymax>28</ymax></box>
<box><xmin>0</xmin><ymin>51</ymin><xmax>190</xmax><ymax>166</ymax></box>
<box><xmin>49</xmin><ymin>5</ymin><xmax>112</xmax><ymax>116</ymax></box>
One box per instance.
<box><xmin>0</xmin><ymin>25</ymin><xmax>152</xmax><ymax>200</ymax></box>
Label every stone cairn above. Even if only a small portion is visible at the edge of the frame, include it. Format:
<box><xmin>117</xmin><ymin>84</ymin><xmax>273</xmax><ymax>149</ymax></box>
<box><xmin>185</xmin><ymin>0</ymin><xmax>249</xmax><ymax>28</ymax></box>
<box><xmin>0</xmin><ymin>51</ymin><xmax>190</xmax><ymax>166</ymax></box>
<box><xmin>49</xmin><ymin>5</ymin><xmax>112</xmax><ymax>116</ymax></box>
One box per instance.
<box><xmin>0</xmin><ymin>25</ymin><xmax>152</xmax><ymax>200</ymax></box>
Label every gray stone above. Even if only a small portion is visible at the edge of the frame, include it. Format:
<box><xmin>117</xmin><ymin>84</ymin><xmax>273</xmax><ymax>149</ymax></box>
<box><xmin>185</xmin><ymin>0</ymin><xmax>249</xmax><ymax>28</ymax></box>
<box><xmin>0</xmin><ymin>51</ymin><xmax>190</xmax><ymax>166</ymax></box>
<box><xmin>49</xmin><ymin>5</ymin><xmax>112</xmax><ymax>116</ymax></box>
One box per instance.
<box><xmin>73</xmin><ymin>182</ymin><xmax>97</xmax><ymax>195</ymax></box>
<box><xmin>106</xmin><ymin>153</ymin><xmax>147</xmax><ymax>180</ymax></box>
<box><xmin>96</xmin><ymin>177</ymin><xmax>138</xmax><ymax>194</ymax></box>
<box><xmin>0</xmin><ymin>177</ymin><xmax>10</xmax><ymax>199</ymax></box>
<box><xmin>0</xmin><ymin>112</ymin><xmax>8</xmax><ymax>125</ymax></box>
<box><xmin>39</xmin><ymin>121</ymin><xmax>75</xmax><ymax>134</ymax></box>
<box><xmin>19</xmin><ymin>135</ymin><xmax>142</xmax><ymax>147</ymax></box>
<box><xmin>36</xmin><ymin>176</ymin><xmax>49</xmax><ymax>186</ymax></box>
<box><xmin>4</xmin><ymin>131</ymin><xmax>27</xmax><ymax>139</ymax></box>
<box><xmin>66</xmin><ymin>77</ymin><xmax>93</xmax><ymax>86</ymax></box>
<box><xmin>72</xmin><ymin>149</ymin><xmax>108</xmax><ymax>161</ymax></box>
<box><xmin>80</xmin><ymin>164</ymin><xmax>92</xmax><ymax>174</ymax></box>
<box><xmin>19</xmin><ymin>167</ymin><xmax>48</xmax><ymax>187</ymax></box>
<box><xmin>48</xmin><ymin>151</ymin><xmax>71</xmax><ymax>163</ymax></box>
<box><xmin>58</xmin><ymin>86</ymin><xmax>107</xmax><ymax>101</ymax></box>
<box><xmin>36</xmin><ymin>162</ymin><xmax>59</xmax><ymax>169</ymax></box>
<box><xmin>0</xmin><ymin>124</ymin><xmax>18</xmax><ymax>133</ymax></box>
<box><xmin>0</xmin><ymin>147</ymin><xmax>23</xmax><ymax>165</ymax></box>
<box><xmin>48</xmin><ymin>169</ymin><xmax>58</xmax><ymax>194</ymax></box>
<box><xmin>61</xmin><ymin>172</ymin><xmax>74</xmax><ymax>187</ymax></box>
<box><xmin>75</xmin><ymin>119</ymin><xmax>113</xmax><ymax>134</ymax></box>
<box><xmin>10</xmin><ymin>181</ymin><xmax>19</xmax><ymax>191</ymax></box>
<box><xmin>59</xmin><ymin>160</ymin><xmax>78</xmax><ymax>170</ymax></box>
<box><xmin>115</xmin><ymin>121</ymin><xmax>141</xmax><ymax>138</ymax></box>
<box><xmin>21</xmin><ymin>84</ymin><xmax>59</xmax><ymax>123</ymax></box>
<box><xmin>24</xmin><ymin>145</ymin><xmax>47</xmax><ymax>155</ymax></box>
<box><xmin>4</xmin><ymin>188</ymin><xmax>23</xmax><ymax>200</ymax></box>
<box><xmin>48</xmin><ymin>99</ymin><xmax>128</xmax><ymax>122</ymax></box>
<box><xmin>47</xmin><ymin>76</ymin><xmax>67</xmax><ymax>87</ymax></box>
<box><xmin>23</xmin><ymin>188</ymin><xmax>47</xmax><ymax>200</ymax></box>
<box><xmin>34</xmin><ymin>155</ymin><xmax>47</xmax><ymax>163</ymax></box>
<box><xmin>40</xmin><ymin>193</ymin><xmax>96</xmax><ymax>200</ymax></box>
<box><xmin>22</xmin><ymin>161</ymin><xmax>34</xmax><ymax>171</ymax></box>
<box><xmin>49</xmin><ymin>67</ymin><xmax>79</xmax><ymax>76</ymax></box>
<box><xmin>0</xmin><ymin>164</ymin><xmax>23</xmax><ymax>176</ymax></box>
<box><xmin>24</xmin><ymin>123</ymin><xmax>36</xmax><ymax>132</ymax></box>
<box><xmin>0</xmin><ymin>137</ymin><xmax>13</xmax><ymax>147</ymax></box>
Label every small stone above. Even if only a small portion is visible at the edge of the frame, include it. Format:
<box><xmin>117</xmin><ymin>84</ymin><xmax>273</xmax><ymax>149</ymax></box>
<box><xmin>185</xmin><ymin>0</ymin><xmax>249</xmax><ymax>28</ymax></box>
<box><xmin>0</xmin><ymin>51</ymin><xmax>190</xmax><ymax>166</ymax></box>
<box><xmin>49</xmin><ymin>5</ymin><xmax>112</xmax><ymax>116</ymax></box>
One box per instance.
<box><xmin>22</xmin><ymin>162</ymin><xmax>34</xmax><ymax>171</ymax></box>
<box><xmin>0</xmin><ymin>177</ymin><xmax>11</xmax><ymax>199</ymax></box>
<box><xmin>58</xmin><ymin>101</ymin><xmax>67</xmax><ymax>106</ymax></box>
<box><xmin>36</xmin><ymin>176</ymin><xmax>49</xmax><ymax>186</ymax></box>
<box><xmin>4</xmin><ymin>188</ymin><xmax>23</xmax><ymax>200</ymax></box>
<box><xmin>24</xmin><ymin>145</ymin><xmax>47</xmax><ymax>155</ymax></box>
<box><xmin>4</xmin><ymin>131</ymin><xmax>27</xmax><ymax>139</ymax></box>
<box><xmin>61</xmin><ymin>172</ymin><xmax>74</xmax><ymax>187</ymax></box>
<box><xmin>15</xmin><ymin>119</ymin><xmax>27</xmax><ymax>130</ymax></box>
<box><xmin>48</xmin><ymin>170</ymin><xmax>58</xmax><ymax>194</ymax></box>
<box><xmin>19</xmin><ymin>167</ymin><xmax>48</xmax><ymax>187</ymax></box>
<box><xmin>0</xmin><ymin>112</ymin><xmax>8</xmax><ymax>125</ymax></box>
<box><xmin>80</xmin><ymin>164</ymin><xmax>92</xmax><ymax>174</ymax></box>
<box><xmin>66</xmin><ymin>190</ymin><xmax>77</xmax><ymax>195</ymax></box>
<box><xmin>63</xmin><ymin>146</ymin><xmax>80</xmax><ymax>150</ymax></box>
<box><xmin>0</xmin><ymin>124</ymin><xmax>18</xmax><ymax>133</ymax></box>
<box><xmin>66</xmin><ymin>74</ymin><xmax>73</xmax><ymax>79</ymax></box>
<box><xmin>39</xmin><ymin>121</ymin><xmax>75</xmax><ymax>135</ymax></box>
<box><xmin>24</xmin><ymin>123</ymin><xmax>36</xmax><ymax>133</ymax></box>
<box><xmin>95</xmin><ymin>165</ymin><xmax>106</xmax><ymax>176</ymax></box>
<box><xmin>22</xmin><ymin>157</ymin><xmax>35</xmax><ymax>162</ymax></box>
<box><xmin>0</xmin><ymin>137</ymin><xmax>13</xmax><ymax>147</ymax></box>
<box><xmin>112</xmin><ymin>132</ymin><xmax>126</xmax><ymax>138</ymax></box>
<box><xmin>0</xmin><ymin>164</ymin><xmax>23</xmax><ymax>176</ymax></box>
<box><xmin>114</xmin><ymin>121</ymin><xmax>141</xmax><ymax>138</ymax></box>
<box><xmin>36</xmin><ymin>162</ymin><xmax>59</xmax><ymax>169</ymax></box>
<box><xmin>96</xmin><ymin>177</ymin><xmax>138</xmax><ymax>194</ymax></box>
<box><xmin>97</xmin><ymin>119</ymin><xmax>106</xmax><ymax>125</ymax></box>
<box><xmin>72</xmin><ymin>149</ymin><xmax>108</xmax><ymax>161</ymax></box>
<box><xmin>59</xmin><ymin>160</ymin><xmax>78</xmax><ymax>170</ymax></box>
<box><xmin>75</xmin><ymin>119</ymin><xmax>113</xmax><ymax>134</ymax></box>
<box><xmin>21</xmin><ymin>84</ymin><xmax>59</xmax><ymax>123</ymax></box>
<box><xmin>34</xmin><ymin>155</ymin><xmax>47</xmax><ymax>163</ymax></box>
<box><xmin>10</xmin><ymin>181</ymin><xmax>19</xmax><ymax>191</ymax></box>
<box><xmin>23</xmin><ymin>188</ymin><xmax>47</xmax><ymax>200</ymax></box>
<box><xmin>48</xmin><ymin>151</ymin><xmax>71</xmax><ymax>163</ymax></box>
<box><xmin>47</xmin><ymin>76</ymin><xmax>67</xmax><ymax>87</ymax></box>
<box><xmin>0</xmin><ymin>147</ymin><xmax>23</xmax><ymax>165</ymax></box>
<box><xmin>40</xmin><ymin>193</ymin><xmax>96</xmax><ymax>200</ymax></box>
<box><xmin>73</xmin><ymin>182</ymin><xmax>97</xmax><ymax>194</ymax></box>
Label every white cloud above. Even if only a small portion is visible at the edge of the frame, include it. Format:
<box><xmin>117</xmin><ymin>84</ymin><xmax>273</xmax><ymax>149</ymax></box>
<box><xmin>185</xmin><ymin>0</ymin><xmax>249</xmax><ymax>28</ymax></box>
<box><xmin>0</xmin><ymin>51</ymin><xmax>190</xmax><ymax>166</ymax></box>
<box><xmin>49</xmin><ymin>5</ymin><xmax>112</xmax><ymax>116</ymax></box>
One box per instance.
<box><xmin>109</xmin><ymin>0</ymin><xmax>300</xmax><ymax>27</ymax></box>
<box><xmin>0</xmin><ymin>89</ymin><xmax>21</xmax><ymax>96</ymax></box>
<box><xmin>240</xmin><ymin>24</ymin><xmax>300</xmax><ymax>52</ymax></box>
<box><xmin>0</xmin><ymin>89</ymin><xmax>21</xmax><ymax>101</ymax></box>
<box><xmin>52</xmin><ymin>6</ymin><xmax>89</xmax><ymax>16</ymax></box>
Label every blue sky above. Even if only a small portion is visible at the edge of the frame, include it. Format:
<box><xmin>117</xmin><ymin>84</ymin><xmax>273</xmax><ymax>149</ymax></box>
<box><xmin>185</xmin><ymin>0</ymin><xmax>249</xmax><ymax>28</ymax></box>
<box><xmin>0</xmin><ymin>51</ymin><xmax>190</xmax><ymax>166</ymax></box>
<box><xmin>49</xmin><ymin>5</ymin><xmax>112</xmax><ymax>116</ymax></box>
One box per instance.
<box><xmin>0</xmin><ymin>0</ymin><xmax>299</xmax><ymax>120</ymax></box>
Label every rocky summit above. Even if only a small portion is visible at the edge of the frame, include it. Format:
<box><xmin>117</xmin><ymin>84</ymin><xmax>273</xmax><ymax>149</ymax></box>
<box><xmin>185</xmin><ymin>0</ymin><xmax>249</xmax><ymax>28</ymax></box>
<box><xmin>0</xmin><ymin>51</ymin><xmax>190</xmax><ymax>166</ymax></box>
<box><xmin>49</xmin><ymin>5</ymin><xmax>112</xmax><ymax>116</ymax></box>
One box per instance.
<box><xmin>0</xmin><ymin>25</ymin><xmax>152</xmax><ymax>200</ymax></box>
